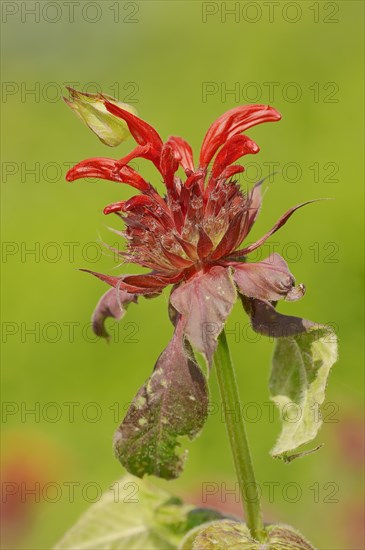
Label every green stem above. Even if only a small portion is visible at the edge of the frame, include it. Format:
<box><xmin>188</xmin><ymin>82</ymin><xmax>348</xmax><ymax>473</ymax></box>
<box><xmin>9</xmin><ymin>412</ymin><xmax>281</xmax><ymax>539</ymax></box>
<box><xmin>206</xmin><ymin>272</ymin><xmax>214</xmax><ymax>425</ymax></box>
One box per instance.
<box><xmin>214</xmin><ymin>328</ymin><xmax>266</xmax><ymax>542</ymax></box>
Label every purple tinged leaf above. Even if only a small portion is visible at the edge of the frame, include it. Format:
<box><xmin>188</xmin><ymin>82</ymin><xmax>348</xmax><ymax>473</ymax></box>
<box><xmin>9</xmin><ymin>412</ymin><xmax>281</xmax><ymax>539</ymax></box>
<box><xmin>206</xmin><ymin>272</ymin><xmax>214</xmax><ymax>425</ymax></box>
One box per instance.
<box><xmin>92</xmin><ymin>287</ymin><xmax>137</xmax><ymax>339</ymax></box>
<box><xmin>232</xmin><ymin>253</ymin><xmax>305</xmax><ymax>303</ymax></box>
<box><xmin>170</xmin><ymin>267</ymin><xmax>237</xmax><ymax>368</ymax></box>
<box><xmin>113</xmin><ymin>318</ymin><xmax>208</xmax><ymax>479</ymax></box>
<box><xmin>241</xmin><ymin>297</ymin><xmax>315</xmax><ymax>338</ymax></box>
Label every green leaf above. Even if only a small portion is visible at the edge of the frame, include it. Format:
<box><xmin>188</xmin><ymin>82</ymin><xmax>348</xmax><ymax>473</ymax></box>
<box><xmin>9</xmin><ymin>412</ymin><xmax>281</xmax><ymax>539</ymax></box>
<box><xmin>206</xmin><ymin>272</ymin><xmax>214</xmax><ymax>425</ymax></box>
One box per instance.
<box><xmin>114</xmin><ymin>319</ymin><xmax>208</xmax><ymax>479</ymax></box>
<box><xmin>269</xmin><ymin>325</ymin><xmax>338</xmax><ymax>460</ymax></box>
<box><xmin>54</xmin><ymin>476</ymin><xmax>224</xmax><ymax>550</ymax></box>
<box><xmin>181</xmin><ymin>520</ymin><xmax>315</xmax><ymax>550</ymax></box>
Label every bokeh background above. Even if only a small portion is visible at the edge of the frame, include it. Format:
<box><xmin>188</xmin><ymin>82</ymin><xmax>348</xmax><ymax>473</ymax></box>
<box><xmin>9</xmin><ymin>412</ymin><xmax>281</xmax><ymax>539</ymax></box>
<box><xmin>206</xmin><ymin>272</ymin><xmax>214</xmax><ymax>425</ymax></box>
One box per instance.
<box><xmin>1</xmin><ymin>1</ymin><xmax>364</xmax><ymax>549</ymax></box>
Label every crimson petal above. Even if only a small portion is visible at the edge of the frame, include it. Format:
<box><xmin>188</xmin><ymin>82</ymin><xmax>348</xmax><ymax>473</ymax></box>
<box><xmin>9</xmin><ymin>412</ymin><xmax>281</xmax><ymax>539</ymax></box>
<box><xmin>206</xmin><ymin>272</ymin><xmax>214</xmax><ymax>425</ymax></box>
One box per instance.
<box><xmin>104</xmin><ymin>99</ymin><xmax>163</xmax><ymax>151</ymax></box>
<box><xmin>66</xmin><ymin>157</ymin><xmax>150</xmax><ymax>192</ymax></box>
<box><xmin>170</xmin><ymin>266</ymin><xmax>236</xmax><ymax>368</ymax></box>
<box><xmin>199</xmin><ymin>104</ymin><xmax>281</xmax><ymax>168</ymax></box>
<box><xmin>220</xmin><ymin>165</ymin><xmax>245</xmax><ymax>180</ymax></box>
<box><xmin>160</xmin><ymin>140</ymin><xmax>180</xmax><ymax>190</ymax></box>
<box><xmin>210</xmin><ymin>134</ymin><xmax>259</xmax><ymax>181</ymax></box>
<box><xmin>167</xmin><ymin>136</ymin><xmax>195</xmax><ymax>172</ymax></box>
<box><xmin>103</xmin><ymin>194</ymin><xmax>154</xmax><ymax>215</ymax></box>
<box><xmin>231</xmin><ymin>253</ymin><xmax>305</xmax><ymax>302</ymax></box>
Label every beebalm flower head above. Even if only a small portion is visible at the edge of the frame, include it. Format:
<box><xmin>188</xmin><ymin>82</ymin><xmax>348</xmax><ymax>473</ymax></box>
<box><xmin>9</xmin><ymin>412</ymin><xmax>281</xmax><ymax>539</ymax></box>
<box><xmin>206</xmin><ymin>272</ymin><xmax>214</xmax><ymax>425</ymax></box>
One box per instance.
<box><xmin>66</xmin><ymin>96</ymin><xmax>316</xmax><ymax>351</ymax></box>
<box><xmin>64</xmin><ymin>87</ymin><xmax>137</xmax><ymax>147</ymax></box>
<box><xmin>66</xmin><ymin>94</ymin><xmax>321</xmax><ymax>479</ymax></box>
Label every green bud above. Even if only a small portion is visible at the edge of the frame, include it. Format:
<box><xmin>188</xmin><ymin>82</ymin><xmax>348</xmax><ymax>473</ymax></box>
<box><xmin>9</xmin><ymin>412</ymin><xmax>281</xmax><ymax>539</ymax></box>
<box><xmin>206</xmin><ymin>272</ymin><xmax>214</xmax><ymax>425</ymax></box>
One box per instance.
<box><xmin>64</xmin><ymin>87</ymin><xmax>137</xmax><ymax>147</ymax></box>
<box><xmin>179</xmin><ymin>520</ymin><xmax>316</xmax><ymax>550</ymax></box>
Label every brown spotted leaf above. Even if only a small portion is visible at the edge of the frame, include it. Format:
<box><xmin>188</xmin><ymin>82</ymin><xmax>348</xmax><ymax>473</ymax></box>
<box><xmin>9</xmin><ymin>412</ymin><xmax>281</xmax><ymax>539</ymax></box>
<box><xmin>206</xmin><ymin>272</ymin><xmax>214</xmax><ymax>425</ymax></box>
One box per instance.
<box><xmin>114</xmin><ymin>318</ymin><xmax>208</xmax><ymax>479</ymax></box>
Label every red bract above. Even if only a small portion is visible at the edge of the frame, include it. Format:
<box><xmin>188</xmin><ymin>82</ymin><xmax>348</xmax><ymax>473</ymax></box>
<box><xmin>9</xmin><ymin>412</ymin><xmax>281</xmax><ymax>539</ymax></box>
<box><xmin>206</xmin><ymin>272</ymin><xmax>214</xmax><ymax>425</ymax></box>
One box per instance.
<box><xmin>67</xmin><ymin>96</ymin><xmax>316</xmax><ymax>367</ymax></box>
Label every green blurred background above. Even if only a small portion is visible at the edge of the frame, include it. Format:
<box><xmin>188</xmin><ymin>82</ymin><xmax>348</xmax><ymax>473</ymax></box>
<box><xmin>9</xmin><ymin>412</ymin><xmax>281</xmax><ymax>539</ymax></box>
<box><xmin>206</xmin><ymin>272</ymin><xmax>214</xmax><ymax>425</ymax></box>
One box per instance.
<box><xmin>1</xmin><ymin>1</ymin><xmax>364</xmax><ymax>548</ymax></box>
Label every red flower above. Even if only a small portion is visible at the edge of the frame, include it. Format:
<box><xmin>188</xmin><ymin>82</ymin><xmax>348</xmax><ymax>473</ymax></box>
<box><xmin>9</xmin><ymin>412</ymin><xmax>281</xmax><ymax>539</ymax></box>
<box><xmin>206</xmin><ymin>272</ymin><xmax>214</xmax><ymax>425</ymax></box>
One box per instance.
<box><xmin>67</xmin><ymin>97</ymin><xmax>317</xmax><ymax>359</ymax></box>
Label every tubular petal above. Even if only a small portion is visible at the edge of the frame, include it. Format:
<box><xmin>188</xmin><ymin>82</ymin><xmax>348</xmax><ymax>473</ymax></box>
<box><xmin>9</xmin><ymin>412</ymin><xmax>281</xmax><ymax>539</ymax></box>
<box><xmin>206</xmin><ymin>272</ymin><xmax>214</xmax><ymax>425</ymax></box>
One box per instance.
<box><xmin>117</xmin><ymin>144</ymin><xmax>162</xmax><ymax>167</ymax></box>
<box><xmin>167</xmin><ymin>136</ymin><xmax>195</xmax><ymax>172</ymax></box>
<box><xmin>104</xmin><ymin>99</ymin><xmax>163</xmax><ymax>152</ymax></box>
<box><xmin>104</xmin><ymin>194</ymin><xmax>157</xmax><ymax>216</ymax></box>
<box><xmin>103</xmin><ymin>201</ymin><xmax>126</xmax><ymax>215</ymax></box>
<box><xmin>160</xmin><ymin>141</ymin><xmax>180</xmax><ymax>190</ymax></box>
<box><xmin>199</xmin><ymin>104</ymin><xmax>281</xmax><ymax>168</ymax></box>
<box><xmin>210</xmin><ymin>134</ymin><xmax>259</xmax><ymax>182</ymax></box>
<box><xmin>66</xmin><ymin>157</ymin><xmax>150</xmax><ymax>191</ymax></box>
<box><xmin>220</xmin><ymin>165</ymin><xmax>245</xmax><ymax>180</ymax></box>
<box><xmin>123</xmin><ymin>195</ymin><xmax>155</xmax><ymax>211</ymax></box>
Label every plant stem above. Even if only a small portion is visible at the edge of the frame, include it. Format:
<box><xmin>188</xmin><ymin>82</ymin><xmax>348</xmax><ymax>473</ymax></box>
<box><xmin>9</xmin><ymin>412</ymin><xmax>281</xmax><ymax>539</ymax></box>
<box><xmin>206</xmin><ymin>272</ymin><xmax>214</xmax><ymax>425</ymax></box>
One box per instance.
<box><xmin>214</xmin><ymin>328</ymin><xmax>266</xmax><ymax>542</ymax></box>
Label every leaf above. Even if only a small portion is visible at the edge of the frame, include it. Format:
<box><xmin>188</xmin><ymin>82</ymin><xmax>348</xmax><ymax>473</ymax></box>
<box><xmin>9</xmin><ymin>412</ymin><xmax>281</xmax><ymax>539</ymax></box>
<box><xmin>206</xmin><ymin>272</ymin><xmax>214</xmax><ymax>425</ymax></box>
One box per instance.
<box><xmin>181</xmin><ymin>520</ymin><xmax>315</xmax><ymax>550</ymax></box>
<box><xmin>241</xmin><ymin>297</ymin><xmax>315</xmax><ymax>338</ymax></box>
<box><xmin>269</xmin><ymin>325</ymin><xmax>338</xmax><ymax>459</ymax></box>
<box><xmin>170</xmin><ymin>266</ymin><xmax>236</xmax><ymax>368</ymax></box>
<box><xmin>54</xmin><ymin>475</ymin><xmax>225</xmax><ymax>550</ymax></box>
<box><xmin>114</xmin><ymin>318</ymin><xmax>208</xmax><ymax>479</ymax></box>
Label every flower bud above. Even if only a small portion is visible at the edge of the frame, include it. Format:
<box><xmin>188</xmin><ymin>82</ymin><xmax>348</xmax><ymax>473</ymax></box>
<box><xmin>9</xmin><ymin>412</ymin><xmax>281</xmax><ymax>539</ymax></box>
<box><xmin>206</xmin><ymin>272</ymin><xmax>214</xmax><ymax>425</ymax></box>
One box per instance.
<box><xmin>179</xmin><ymin>520</ymin><xmax>316</xmax><ymax>549</ymax></box>
<box><xmin>64</xmin><ymin>87</ymin><xmax>137</xmax><ymax>147</ymax></box>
